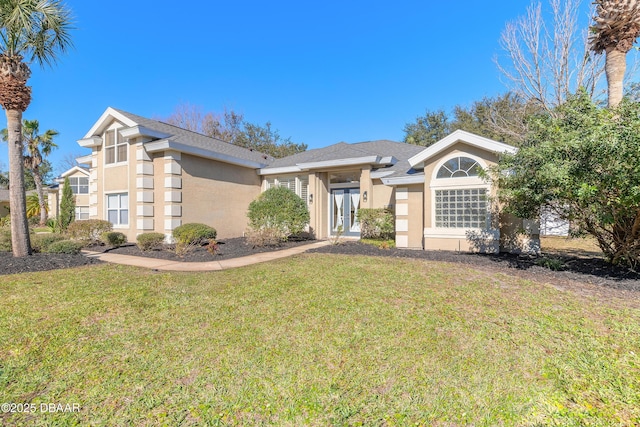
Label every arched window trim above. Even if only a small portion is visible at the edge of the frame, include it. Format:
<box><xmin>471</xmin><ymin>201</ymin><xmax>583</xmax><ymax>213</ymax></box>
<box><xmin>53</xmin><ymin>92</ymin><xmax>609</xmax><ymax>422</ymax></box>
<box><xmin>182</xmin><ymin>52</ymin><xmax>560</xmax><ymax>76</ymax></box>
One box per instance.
<box><xmin>430</xmin><ymin>154</ymin><xmax>489</xmax><ymax>188</ymax></box>
<box><xmin>435</xmin><ymin>156</ymin><xmax>483</xmax><ymax>179</ymax></box>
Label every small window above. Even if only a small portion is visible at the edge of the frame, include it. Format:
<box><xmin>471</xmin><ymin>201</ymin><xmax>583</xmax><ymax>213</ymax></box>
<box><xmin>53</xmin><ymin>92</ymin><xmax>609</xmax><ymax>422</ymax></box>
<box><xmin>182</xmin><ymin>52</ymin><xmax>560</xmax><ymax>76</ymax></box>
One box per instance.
<box><xmin>106</xmin><ymin>193</ymin><xmax>128</xmax><ymax>226</ymax></box>
<box><xmin>69</xmin><ymin>176</ymin><xmax>89</xmax><ymax>194</ymax></box>
<box><xmin>75</xmin><ymin>206</ymin><xmax>89</xmax><ymax>220</ymax></box>
<box><xmin>105</xmin><ymin>129</ymin><xmax>127</xmax><ymax>164</ymax></box>
<box><xmin>436</xmin><ymin>157</ymin><xmax>482</xmax><ymax>179</ymax></box>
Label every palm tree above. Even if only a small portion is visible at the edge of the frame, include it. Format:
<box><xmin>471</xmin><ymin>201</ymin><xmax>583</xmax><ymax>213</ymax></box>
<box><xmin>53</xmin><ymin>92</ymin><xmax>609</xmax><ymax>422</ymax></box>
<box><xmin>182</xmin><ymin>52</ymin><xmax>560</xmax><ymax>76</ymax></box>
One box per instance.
<box><xmin>2</xmin><ymin>120</ymin><xmax>58</xmax><ymax>226</ymax></box>
<box><xmin>0</xmin><ymin>1</ymin><xmax>73</xmax><ymax>256</ymax></box>
<box><xmin>591</xmin><ymin>0</ymin><xmax>640</xmax><ymax>107</ymax></box>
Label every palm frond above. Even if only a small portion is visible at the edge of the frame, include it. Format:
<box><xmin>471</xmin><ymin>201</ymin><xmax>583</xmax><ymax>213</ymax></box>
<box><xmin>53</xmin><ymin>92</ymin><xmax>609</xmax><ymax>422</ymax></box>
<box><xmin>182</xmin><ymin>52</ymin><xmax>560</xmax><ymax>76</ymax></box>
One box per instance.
<box><xmin>0</xmin><ymin>0</ymin><xmax>74</xmax><ymax>67</ymax></box>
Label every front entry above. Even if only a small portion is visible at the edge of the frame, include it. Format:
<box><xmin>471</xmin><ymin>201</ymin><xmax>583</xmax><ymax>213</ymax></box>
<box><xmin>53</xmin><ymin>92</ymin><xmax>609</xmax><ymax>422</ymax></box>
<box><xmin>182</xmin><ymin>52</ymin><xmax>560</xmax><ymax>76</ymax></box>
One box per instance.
<box><xmin>331</xmin><ymin>188</ymin><xmax>360</xmax><ymax>236</ymax></box>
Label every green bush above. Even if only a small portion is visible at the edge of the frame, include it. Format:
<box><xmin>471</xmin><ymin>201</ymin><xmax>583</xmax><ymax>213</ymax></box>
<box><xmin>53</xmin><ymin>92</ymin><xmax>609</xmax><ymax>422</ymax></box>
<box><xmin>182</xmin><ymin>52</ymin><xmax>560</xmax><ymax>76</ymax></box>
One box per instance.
<box><xmin>172</xmin><ymin>223</ymin><xmax>217</xmax><ymax>246</ymax></box>
<box><xmin>100</xmin><ymin>231</ymin><xmax>127</xmax><ymax>248</ymax></box>
<box><xmin>172</xmin><ymin>223</ymin><xmax>217</xmax><ymax>256</ymax></box>
<box><xmin>31</xmin><ymin>233</ymin><xmax>66</xmax><ymax>253</ymax></box>
<box><xmin>137</xmin><ymin>232</ymin><xmax>166</xmax><ymax>251</ymax></box>
<box><xmin>0</xmin><ymin>228</ymin><xmax>12</xmax><ymax>252</ymax></box>
<box><xmin>46</xmin><ymin>240</ymin><xmax>84</xmax><ymax>254</ymax></box>
<box><xmin>67</xmin><ymin>219</ymin><xmax>113</xmax><ymax>242</ymax></box>
<box><xmin>247</xmin><ymin>187</ymin><xmax>310</xmax><ymax>243</ymax></box>
<box><xmin>357</xmin><ymin>208</ymin><xmax>395</xmax><ymax>240</ymax></box>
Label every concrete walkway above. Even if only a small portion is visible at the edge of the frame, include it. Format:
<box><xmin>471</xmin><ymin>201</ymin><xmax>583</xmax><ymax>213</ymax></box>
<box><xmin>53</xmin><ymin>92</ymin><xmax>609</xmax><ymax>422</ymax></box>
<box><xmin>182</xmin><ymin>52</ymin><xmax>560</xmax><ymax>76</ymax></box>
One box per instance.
<box><xmin>82</xmin><ymin>240</ymin><xmax>331</xmax><ymax>272</ymax></box>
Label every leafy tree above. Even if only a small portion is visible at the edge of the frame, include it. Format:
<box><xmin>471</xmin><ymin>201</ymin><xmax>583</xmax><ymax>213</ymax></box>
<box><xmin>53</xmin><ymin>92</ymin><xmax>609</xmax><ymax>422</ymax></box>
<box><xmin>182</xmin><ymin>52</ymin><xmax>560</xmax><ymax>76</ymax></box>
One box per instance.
<box><xmin>235</xmin><ymin>121</ymin><xmax>307</xmax><ymax>158</ymax></box>
<box><xmin>402</xmin><ymin>109</ymin><xmax>450</xmax><ymax>147</ymax></box>
<box><xmin>403</xmin><ymin>93</ymin><xmax>540</xmax><ymax>147</ymax></box>
<box><xmin>494</xmin><ymin>91</ymin><xmax>640</xmax><ymax>267</ymax></box>
<box><xmin>0</xmin><ymin>0</ymin><xmax>73</xmax><ymax>257</ymax></box>
<box><xmin>590</xmin><ymin>0</ymin><xmax>640</xmax><ymax>107</ymax></box>
<box><xmin>24</xmin><ymin>159</ymin><xmax>54</xmax><ymax>191</ymax></box>
<box><xmin>162</xmin><ymin>102</ymin><xmax>306</xmax><ymax>158</ymax></box>
<box><xmin>58</xmin><ymin>176</ymin><xmax>75</xmax><ymax>230</ymax></box>
<box><xmin>2</xmin><ymin>119</ymin><xmax>58</xmax><ymax>226</ymax></box>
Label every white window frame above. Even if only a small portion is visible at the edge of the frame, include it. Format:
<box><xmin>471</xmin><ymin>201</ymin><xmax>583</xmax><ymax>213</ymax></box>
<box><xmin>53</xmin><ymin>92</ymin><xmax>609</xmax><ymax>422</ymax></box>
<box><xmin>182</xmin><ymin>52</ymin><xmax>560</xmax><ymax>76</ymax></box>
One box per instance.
<box><xmin>426</xmin><ymin>154</ymin><xmax>495</xmax><ymax>238</ymax></box>
<box><xmin>69</xmin><ymin>176</ymin><xmax>89</xmax><ymax>194</ymax></box>
<box><xmin>74</xmin><ymin>206</ymin><xmax>90</xmax><ymax>220</ymax></box>
<box><xmin>105</xmin><ymin>192</ymin><xmax>129</xmax><ymax>228</ymax></box>
<box><xmin>263</xmin><ymin>175</ymin><xmax>310</xmax><ymax>205</ymax></box>
<box><xmin>104</xmin><ymin>125</ymin><xmax>128</xmax><ymax>166</ymax></box>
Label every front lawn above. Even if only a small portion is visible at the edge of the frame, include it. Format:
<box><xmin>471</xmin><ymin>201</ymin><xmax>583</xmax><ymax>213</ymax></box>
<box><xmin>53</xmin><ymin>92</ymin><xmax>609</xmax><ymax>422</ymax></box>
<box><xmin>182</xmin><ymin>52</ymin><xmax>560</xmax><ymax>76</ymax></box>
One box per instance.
<box><xmin>1</xmin><ymin>254</ymin><xmax>639</xmax><ymax>426</ymax></box>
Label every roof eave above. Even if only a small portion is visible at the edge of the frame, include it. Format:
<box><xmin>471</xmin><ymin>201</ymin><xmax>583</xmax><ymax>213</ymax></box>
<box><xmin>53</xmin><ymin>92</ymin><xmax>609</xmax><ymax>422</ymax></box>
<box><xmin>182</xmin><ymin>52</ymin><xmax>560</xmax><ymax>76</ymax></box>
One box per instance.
<box><xmin>145</xmin><ymin>140</ymin><xmax>269</xmax><ymax>169</ymax></box>
<box><xmin>381</xmin><ymin>175</ymin><xmax>425</xmax><ymax>186</ymax></box>
<box><xmin>78</xmin><ymin>136</ymin><xmax>102</xmax><ymax>148</ymax></box>
<box><xmin>120</xmin><ymin>125</ymin><xmax>170</xmax><ymax>140</ymax></box>
<box><xmin>408</xmin><ymin>130</ymin><xmax>518</xmax><ymax>169</ymax></box>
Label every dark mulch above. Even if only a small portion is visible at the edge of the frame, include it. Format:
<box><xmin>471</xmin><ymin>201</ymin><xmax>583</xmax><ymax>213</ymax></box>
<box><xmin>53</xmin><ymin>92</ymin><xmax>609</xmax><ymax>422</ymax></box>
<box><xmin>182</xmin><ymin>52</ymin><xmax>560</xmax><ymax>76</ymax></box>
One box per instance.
<box><xmin>0</xmin><ymin>252</ymin><xmax>103</xmax><ymax>275</ymax></box>
<box><xmin>308</xmin><ymin>242</ymin><xmax>640</xmax><ymax>294</ymax></box>
<box><xmin>85</xmin><ymin>237</ymin><xmax>315</xmax><ymax>262</ymax></box>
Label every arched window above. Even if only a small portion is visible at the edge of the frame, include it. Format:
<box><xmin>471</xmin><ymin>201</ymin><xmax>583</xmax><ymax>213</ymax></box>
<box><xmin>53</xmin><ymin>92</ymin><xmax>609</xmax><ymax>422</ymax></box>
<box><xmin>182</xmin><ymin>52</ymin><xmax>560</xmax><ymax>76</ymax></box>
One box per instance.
<box><xmin>436</xmin><ymin>156</ymin><xmax>482</xmax><ymax>179</ymax></box>
<box><xmin>432</xmin><ymin>156</ymin><xmax>488</xmax><ymax>229</ymax></box>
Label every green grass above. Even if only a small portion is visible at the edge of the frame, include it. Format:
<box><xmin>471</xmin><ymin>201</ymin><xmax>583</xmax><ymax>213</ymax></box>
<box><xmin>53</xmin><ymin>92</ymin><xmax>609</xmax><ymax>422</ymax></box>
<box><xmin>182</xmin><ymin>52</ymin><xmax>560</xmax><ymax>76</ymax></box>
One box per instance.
<box><xmin>1</xmin><ymin>254</ymin><xmax>639</xmax><ymax>426</ymax></box>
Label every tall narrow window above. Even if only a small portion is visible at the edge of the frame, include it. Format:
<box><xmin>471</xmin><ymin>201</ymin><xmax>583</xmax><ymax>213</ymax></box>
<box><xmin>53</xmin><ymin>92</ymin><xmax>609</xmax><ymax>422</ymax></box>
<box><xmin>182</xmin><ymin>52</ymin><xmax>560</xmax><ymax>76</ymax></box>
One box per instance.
<box><xmin>433</xmin><ymin>156</ymin><xmax>488</xmax><ymax>229</ymax></box>
<box><xmin>106</xmin><ymin>193</ymin><xmax>128</xmax><ymax>226</ymax></box>
<box><xmin>104</xmin><ymin>129</ymin><xmax>127</xmax><ymax>164</ymax></box>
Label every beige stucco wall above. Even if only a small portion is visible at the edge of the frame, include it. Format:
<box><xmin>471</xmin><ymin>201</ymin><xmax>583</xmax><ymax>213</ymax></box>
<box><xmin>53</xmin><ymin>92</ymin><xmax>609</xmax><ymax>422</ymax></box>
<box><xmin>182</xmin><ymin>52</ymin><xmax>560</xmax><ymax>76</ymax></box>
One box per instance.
<box><xmin>179</xmin><ymin>153</ymin><xmax>262</xmax><ymax>239</ymax></box>
<box><xmin>420</xmin><ymin>141</ymin><xmax>539</xmax><ymax>253</ymax></box>
<box><xmin>394</xmin><ymin>185</ymin><xmax>424</xmax><ymax>249</ymax></box>
<box><xmin>47</xmin><ymin>189</ymin><xmax>58</xmax><ymax>219</ymax></box>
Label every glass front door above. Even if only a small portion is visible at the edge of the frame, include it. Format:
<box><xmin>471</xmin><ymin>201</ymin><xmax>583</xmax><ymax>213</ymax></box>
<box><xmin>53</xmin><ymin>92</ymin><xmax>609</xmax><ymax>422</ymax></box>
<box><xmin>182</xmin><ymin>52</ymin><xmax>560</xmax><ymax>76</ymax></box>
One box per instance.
<box><xmin>331</xmin><ymin>188</ymin><xmax>360</xmax><ymax>236</ymax></box>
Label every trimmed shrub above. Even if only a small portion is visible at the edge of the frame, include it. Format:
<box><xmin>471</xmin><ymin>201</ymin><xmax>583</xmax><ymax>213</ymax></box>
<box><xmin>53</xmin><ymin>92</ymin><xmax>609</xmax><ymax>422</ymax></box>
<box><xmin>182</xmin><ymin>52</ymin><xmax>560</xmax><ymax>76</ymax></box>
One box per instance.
<box><xmin>46</xmin><ymin>240</ymin><xmax>84</xmax><ymax>254</ymax></box>
<box><xmin>100</xmin><ymin>231</ymin><xmax>127</xmax><ymax>248</ymax></box>
<box><xmin>31</xmin><ymin>233</ymin><xmax>66</xmax><ymax>253</ymax></box>
<box><xmin>172</xmin><ymin>223</ymin><xmax>217</xmax><ymax>246</ymax></box>
<box><xmin>357</xmin><ymin>208</ymin><xmax>395</xmax><ymax>240</ymax></box>
<box><xmin>247</xmin><ymin>187</ymin><xmax>309</xmax><ymax>245</ymax></box>
<box><xmin>172</xmin><ymin>223</ymin><xmax>217</xmax><ymax>256</ymax></box>
<box><xmin>137</xmin><ymin>232</ymin><xmax>166</xmax><ymax>252</ymax></box>
<box><xmin>67</xmin><ymin>219</ymin><xmax>113</xmax><ymax>242</ymax></box>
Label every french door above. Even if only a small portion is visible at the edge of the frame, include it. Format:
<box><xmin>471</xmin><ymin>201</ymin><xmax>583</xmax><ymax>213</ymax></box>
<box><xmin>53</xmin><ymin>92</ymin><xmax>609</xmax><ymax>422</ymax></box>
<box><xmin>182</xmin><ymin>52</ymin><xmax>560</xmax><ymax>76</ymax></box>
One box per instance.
<box><xmin>331</xmin><ymin>188</ymin><xmax>360</xmax><ymax>236</ymax></box>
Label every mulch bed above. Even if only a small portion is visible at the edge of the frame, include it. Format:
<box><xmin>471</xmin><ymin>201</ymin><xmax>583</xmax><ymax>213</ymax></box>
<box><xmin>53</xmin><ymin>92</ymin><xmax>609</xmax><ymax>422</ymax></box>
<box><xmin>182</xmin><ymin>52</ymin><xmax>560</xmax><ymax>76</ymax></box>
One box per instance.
<box><xmin>84</xmin><ymin>237</ymin><xmax>314</xmax><ymax>262</ymax></box>
<box><xmin>2</xmin><ymin>239</ymin><xmax>639</xmax><ymax>299</ymax></box>
<box><xmin>0</xmin><ymin>252</ymin><xmax>103</xmax><ymax>275</ymax></box>
<box><xmin>309</xmin><ymin>242</ymin><xmax>640</xmax><ymax>296</ymax></box>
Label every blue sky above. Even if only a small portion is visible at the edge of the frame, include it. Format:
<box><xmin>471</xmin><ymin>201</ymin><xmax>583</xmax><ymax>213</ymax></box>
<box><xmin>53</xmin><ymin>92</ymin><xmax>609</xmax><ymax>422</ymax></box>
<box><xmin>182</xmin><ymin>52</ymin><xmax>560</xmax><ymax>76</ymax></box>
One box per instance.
<box><xmin>0</xmin><ymin>0</ymin><xmax>603</xmax><ymax>175</ymax></box>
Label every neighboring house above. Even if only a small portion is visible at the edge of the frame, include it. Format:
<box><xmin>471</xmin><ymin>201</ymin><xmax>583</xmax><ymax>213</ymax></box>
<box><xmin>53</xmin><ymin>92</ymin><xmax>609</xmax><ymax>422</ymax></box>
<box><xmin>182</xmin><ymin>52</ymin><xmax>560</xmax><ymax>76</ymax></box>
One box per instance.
<box><xmin>70</xmin><ymin>107</ymin><xmax>539</xmax><ymax>253</ymax></box>
<box><xmin>48</xmin><ymin>165</ymin><xmax>91</xmax><ymax>221</ymax></box>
